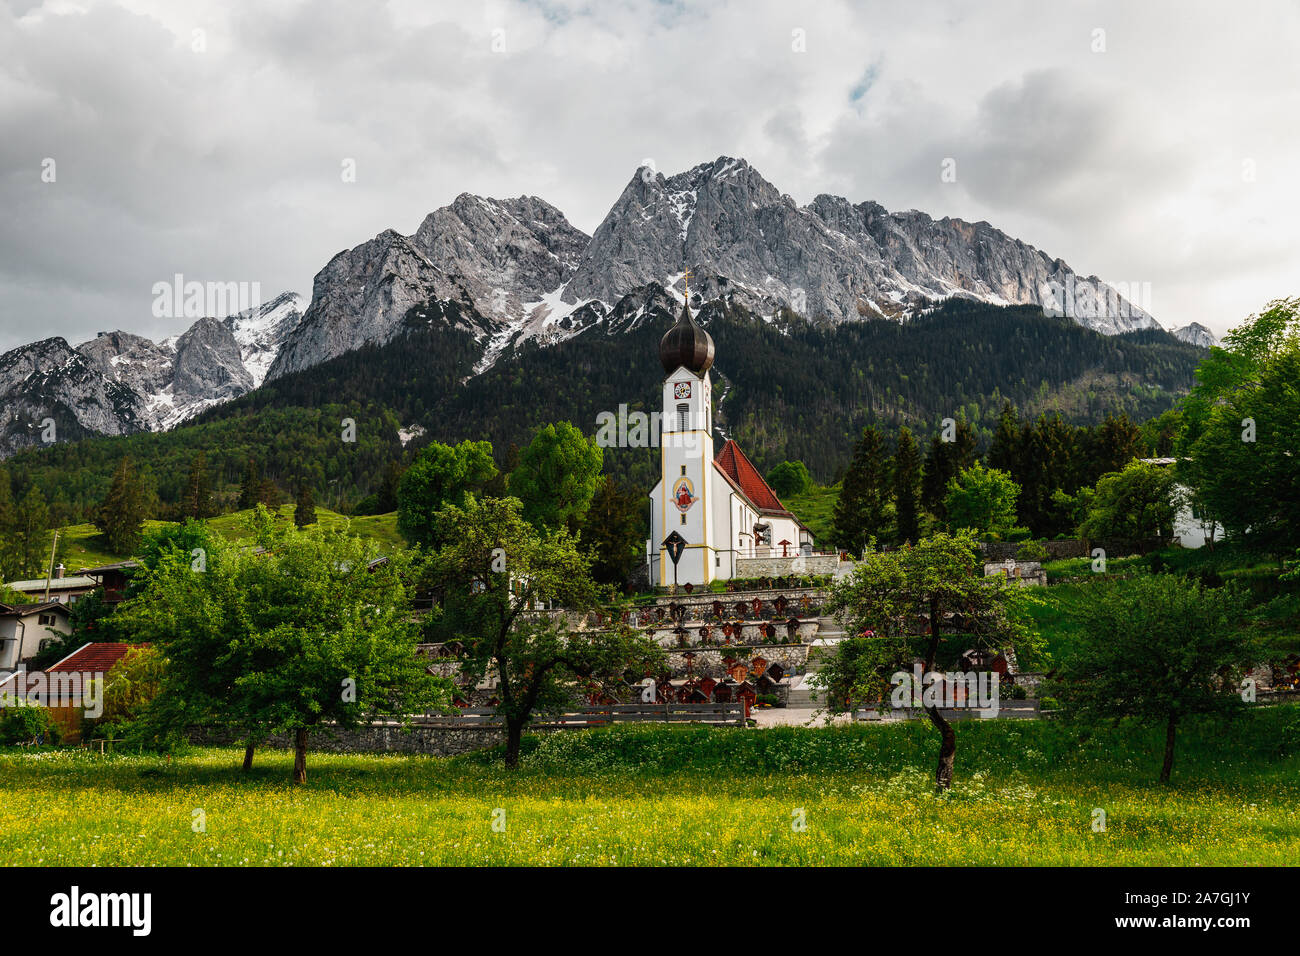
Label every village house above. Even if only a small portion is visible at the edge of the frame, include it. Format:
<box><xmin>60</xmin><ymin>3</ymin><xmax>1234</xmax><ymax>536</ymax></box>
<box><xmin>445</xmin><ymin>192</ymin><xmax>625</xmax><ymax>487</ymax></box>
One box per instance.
<box><xmin>0</xmin><ymin>641</ymin><xmax>140</xmax><ymax>743</ymax></box>
<box><xmin>0</xmin><ymin>601</ymin><xmax>72</xmax><ymax>672</ymax></box>
<box><xmin>1138</xmin><ymin>457</ymin><xmax>1222</xmax><ymax>548</ymax></box>
<box><xmin>80</xmin><ymin>560</ymin><xmax>139</xmax><ymax>604</ymax></box>
<box><xmin>3</xmin><ymin>564</ymin><xmax>98</xmax><ymax>604</ymax></box>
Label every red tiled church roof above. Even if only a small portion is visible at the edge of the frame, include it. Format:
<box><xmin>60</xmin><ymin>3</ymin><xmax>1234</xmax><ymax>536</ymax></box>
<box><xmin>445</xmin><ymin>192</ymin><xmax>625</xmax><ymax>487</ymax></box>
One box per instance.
<box><xmin>48</xmin><ymin>642</ymin><xmax>144</xmax><ymax>674</ymax></box>
<box><xmin>714</xmin><ymin>440</ymin><xmax>797</xmax><ymax>519</ymax></box>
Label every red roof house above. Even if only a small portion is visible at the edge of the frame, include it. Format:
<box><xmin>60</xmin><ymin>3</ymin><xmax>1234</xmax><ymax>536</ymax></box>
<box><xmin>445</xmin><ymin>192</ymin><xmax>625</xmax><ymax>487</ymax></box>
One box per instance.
<box><xmin>47</xmin><ymin>642</ymin><xmax>142</xmax><ymax>676</ymax></box>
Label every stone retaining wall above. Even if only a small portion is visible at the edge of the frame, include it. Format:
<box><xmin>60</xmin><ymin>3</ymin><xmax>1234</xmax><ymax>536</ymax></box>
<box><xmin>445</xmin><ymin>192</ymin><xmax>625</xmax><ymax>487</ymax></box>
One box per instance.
<box><xmin>192</xmin><ymin>722</ymin><xmax>512</xmax><ymax>757</ymax></box>
<box><xmin>978</xmin><ymin>538</ymin><xmax>1168</xmax><ymax>561</ymax></box>
<box><xmin>735</xmin><ymin>555</ymin><xmax>841</xmax><ymax>577</ymax></box>
<box><xmin>979</xmin><ymin>540</ymin><xmax>1088</xmax><ymax>561</ymax></box>
<box><xmin>665</xmin><ymin>644</ymin><xmax>808</xmax><ymax>678</ymax></box>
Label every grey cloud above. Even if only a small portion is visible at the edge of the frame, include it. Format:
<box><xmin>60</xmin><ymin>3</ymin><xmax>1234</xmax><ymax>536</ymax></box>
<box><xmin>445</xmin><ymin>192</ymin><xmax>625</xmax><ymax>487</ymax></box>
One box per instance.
<box><xmin>1</xmin><ymin>0</ymin><xmax>1297</xmax><ymax>351</ymax></box>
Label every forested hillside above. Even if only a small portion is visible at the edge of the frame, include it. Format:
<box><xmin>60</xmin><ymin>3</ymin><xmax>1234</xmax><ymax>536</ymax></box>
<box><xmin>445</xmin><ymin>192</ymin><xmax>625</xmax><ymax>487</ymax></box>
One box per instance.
<box><xmin>1</xmin><ymin>299</ymin><xmax>1203</xmax><ymax>522</ymax></box>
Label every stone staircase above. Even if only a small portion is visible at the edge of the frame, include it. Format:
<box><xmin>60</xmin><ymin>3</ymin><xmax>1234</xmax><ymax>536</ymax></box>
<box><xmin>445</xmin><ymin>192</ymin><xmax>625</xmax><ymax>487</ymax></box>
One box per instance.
<box><xmin>785</xmin><ymin>616</ymin><xmax>844</xmax><ymax>707</ymax></box>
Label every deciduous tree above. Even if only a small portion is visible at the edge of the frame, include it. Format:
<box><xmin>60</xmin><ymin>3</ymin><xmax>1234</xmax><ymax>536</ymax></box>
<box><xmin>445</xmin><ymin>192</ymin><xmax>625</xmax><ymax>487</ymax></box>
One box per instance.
<box><xmin>943</xmin><ymin>463</ymin><xmax>1024</xmax><ymax>539</ymax></box>
<box><xmin>124</xmin><ymin>513</ymin><xmax>444</xmax><ymax>781</ymax></box>
<box><xmin>509</xmin><ymin>422</ymin><xmax>603</xmax><ymax>534</ymax></box>
<box><xmin>821</xmin><ymin>532</ymin><xmax>1037</xmax><ymax>790</ymax></box>
<box><xmin>1183</xmin><ymin>302</ymin><xmax>1300</xmax><ymax>559</ymax></box>
<box><xmin>766</xmin><ymin>460</ymin><xmax>813</xmax><ymax>499</ymax></box>
<box><xmin>397</xmin><ymin>440</ymin><xmax>498</xmax><ymax>549</ymax></box>
<box><xmin>1078</xmin><ymin>459</ymin><xmax>1179</xmax><ymax>542</ymax></box>
<box><xmin>1050</xmin><ymin>575</ymin><xmax>1255</xmax><ymax>782</ymax></box>
<box><xmin>422</xmin><ymin>496</ymin><xmax>662</xmax><ymax>767</ymax></box>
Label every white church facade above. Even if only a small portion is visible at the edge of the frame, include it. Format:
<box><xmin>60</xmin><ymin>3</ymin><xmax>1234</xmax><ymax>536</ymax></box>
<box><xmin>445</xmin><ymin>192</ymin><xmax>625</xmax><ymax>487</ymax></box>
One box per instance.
<box><xmin>647</xmin><ymin>300</ymin><xmax>811</xmax><ymax>588</ymax></box>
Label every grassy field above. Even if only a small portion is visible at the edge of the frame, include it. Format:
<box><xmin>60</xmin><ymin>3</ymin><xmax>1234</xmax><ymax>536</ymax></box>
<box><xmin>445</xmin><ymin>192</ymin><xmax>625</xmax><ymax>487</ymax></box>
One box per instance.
<box><xmin>784</xmin><ymin>483</ymin><xmax>839</xmax><ymax>544</ymax></box>
<box><xmin>4</xmin><ymin>708</ymin><xmax>1298</xmax><ymax>866</ymax></box>
<box><xmin>1037</xmin><ymin>544</ymin><xmax>1300</xmax><ymax>656</ymax></box>
<box><xmin>1040</xmin><ymin>542</ymin><xmax>1286</xmax><ymax>583</ymax></box>
<box><xmin>1021</xmin><ymin>582</ymin><xmax>1096</xmax><ymax>665</ymax></box>
<box><xmin>56</xmin><ymin>508</ymin><xmax>403</xmax><ymax>571</ymax></box>
<box><xmin>58</xmin><ymin>520</ymin><xmax>174</xmax><ymax>570</ymax></box>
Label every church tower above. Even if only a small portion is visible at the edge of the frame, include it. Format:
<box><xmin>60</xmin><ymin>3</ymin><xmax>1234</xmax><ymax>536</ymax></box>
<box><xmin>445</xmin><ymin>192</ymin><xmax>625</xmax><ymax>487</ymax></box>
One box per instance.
<box><xmin>655</xmin><ymin>284</ymin><xmax>716</xmax><ymax>588</ymax></box>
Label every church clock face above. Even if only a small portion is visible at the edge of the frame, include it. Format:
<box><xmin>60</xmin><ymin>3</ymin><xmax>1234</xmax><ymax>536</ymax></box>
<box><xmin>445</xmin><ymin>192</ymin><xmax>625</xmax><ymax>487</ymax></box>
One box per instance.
<box><xmin>674</xmin><ymin>381</ymin><xmax>692</xmax><ymax>400</ymax></box>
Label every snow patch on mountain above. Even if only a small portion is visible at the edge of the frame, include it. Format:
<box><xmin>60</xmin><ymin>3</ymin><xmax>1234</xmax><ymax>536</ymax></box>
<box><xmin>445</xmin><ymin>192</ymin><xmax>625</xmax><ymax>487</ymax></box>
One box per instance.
<box><xmin>224</xmin><ymin>291</ymin><xmax>306</xmax><ymax>386</ymax></box>
<box><xmin>1172</xmin><ymin>322</ymin><xmax>1217</xmax><ymax>348</ymax></box>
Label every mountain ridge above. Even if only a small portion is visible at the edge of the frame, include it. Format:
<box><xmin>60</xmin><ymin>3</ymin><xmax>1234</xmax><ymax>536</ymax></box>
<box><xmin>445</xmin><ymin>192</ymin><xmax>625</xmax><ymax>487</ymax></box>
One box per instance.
<box><xmin>0</xmin><ymin>294</ymin><xmax>305</xmax><ymax>457</ymax></box>
<box><xmin>267</xmin><ymin>155</ymin><xmax>1166</xmax><ymax>382</ymax></box>
<box><xmin>1</xmin><ymin>155</ymin><xmax>1197</xmax><ymax>459</ymax></box>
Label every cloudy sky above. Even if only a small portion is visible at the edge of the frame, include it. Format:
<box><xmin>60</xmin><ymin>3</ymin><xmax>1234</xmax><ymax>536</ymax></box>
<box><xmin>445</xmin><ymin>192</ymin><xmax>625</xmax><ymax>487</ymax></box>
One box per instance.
<box><xmin>2</xmin><ymin>0</ymin><xmax>1298</xmax><ymax>351</ymax></box>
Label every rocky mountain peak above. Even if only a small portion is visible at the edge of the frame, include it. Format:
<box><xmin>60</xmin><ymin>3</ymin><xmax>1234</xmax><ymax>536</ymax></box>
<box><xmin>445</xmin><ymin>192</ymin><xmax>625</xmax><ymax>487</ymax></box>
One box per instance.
<box><xmin>268</xmin><ymin>192</ymin><xmax>591</xmax><ymax>381</ymax></box>
<box><xmin>224</xmin><ymin>291</ymin><xmax>305</xmax><ymax>386</ymax></box>
<box><xmin>556</xmin><ymin>156</ymin><xmax>1159</xmax><ymax>334</ymax></box>
<box><xmin>0</xmin><ymin>337</ymin><xmax>143</xmax><ymax>457</ymax></box>
<box><xmin>1172</xmin><ymin>322</ymin><xmax>1218</xmax><ymax>348</ymax></box>
<box><xmin>0</xmin><ymin>292</ymin><xmax>305</xmax><ymax>457</ymax></box>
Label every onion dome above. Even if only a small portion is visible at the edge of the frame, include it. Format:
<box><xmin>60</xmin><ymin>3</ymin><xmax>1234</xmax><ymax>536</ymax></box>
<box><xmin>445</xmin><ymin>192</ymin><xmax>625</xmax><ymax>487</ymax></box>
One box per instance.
<box><xmin>658</xmin><ymin>301</ymin><xmax>715</xmax><ymax>375</ymax></box>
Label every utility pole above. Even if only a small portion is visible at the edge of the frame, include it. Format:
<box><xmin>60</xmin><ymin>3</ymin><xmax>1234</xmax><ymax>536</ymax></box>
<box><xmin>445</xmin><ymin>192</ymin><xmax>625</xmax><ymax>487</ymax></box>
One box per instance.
<box><xmin>43</xmin><ymin>529</ymin><xmax>59</xmax><ymax>602</ymax></box>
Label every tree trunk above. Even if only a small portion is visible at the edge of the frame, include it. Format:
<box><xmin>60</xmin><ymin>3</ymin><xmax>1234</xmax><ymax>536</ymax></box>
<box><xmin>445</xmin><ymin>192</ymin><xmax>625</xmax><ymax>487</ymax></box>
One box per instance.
<box><xmin>1160</xmin><ymin>715</ymin><xmax>1177</xmax><ymax>783</ymax></box>
<box><xmin>242</xmin><ymin>740</ymin><xmax>255</xmax><ymax>772</ymax></box>
<box><xmin>504</xmin><ymin>718</ymin><xmax>524</xmax><ymax>769</ymax></box>
<box><xmin>292</xmin><ymin>728</ymin><xmax>308</xmax><ymax>784</ymax></box>
<box><xmin>923</xmin><ymin>603</ymin><xmax>954</xmax><ymax>791</ymax></box>
<box><xmin>925</xmin><ymin>706</ymin><xmax>956</xmax><ymax>791</ymax></box>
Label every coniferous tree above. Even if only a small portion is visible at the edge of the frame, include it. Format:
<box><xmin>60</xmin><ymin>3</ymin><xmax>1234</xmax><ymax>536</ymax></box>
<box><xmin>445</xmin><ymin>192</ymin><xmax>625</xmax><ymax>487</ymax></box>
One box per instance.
<box><xmin>1021</xmin><ymin>413</ymin><xmax>1077</xmax><ymax>536</ymax></box>
<box><xmin>0</xmin><ymin>469</ymin><xmax>16</xmax><ymax>580</ymax></box>
<box><xmin>238</xmin><ymin>459</ymin><xmax>261</xmax><ymax>510</ymax></box>
<box><xmin>181</xmin><ymin>451</ymin><xmax>215</xmax><ymax>519</ymax></box>
<box><xmin>832</xmin><ymin>426</ymin><xmax>891</xmax><ymax>554</ymax></box>
<box><xmin>11</xmin><ymin>485</ymin><xmax>52</xmax><ymax>578</ymax></box>
<box><xmin>1087</xmin><ymin>412</ymin><xmax>1144</xmax><ymax>484</ymax></box>
<box><xmin>892</xmin><ymin>426</ymin><xmax>923</xmax><ymax>545</ymax></box>
<box><xmin>94</xmin><ymin>457</ymin><xmax>150</xmax><ymax>556</ymax></box>
<box><xmin>294</xmin><ymin>482</ymin><xmax>316</xmax><ymax>527</ymax></box>
<box><xmin>258</xmin><ymin>476</ymin><xmax>282</xmax><ymax>509</ymax></box>
<box><xmin>986</xmin><ymin>402</ymin><xmax>1023</xmax><ymax>476</ymax></box>
<box><xmin>583</xmin><ymin>476</ymin><xmax>645</xmax><ymax>589</ymax></box>
<box><xmin>376</xmin><ymin>460</ymin><xmax>402</xmax><ymax>513</ymax></box>
<box><xmin>921</xmin><ymin>418</ymin><xmax>977</xmax><ymax>519</ymax></box>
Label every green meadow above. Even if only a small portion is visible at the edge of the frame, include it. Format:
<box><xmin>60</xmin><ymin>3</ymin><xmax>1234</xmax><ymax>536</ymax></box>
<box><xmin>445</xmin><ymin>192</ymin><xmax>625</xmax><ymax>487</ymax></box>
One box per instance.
<box><xmin>55</xmin><ymin>507</ymin><xmax>402</xmax><ymax>570</ymax></box>
<box><xmin>4</xmin><ymin>707</ymin><xmax>1297</xmax><ymax>866</ymax></box>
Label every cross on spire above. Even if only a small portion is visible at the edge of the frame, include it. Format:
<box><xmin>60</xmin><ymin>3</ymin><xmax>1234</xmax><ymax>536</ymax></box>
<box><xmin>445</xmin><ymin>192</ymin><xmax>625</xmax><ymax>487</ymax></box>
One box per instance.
<box><xmin>683</xmin><ymin>266</ymin><xmax>691</xmax><ymax>305</ymax></box>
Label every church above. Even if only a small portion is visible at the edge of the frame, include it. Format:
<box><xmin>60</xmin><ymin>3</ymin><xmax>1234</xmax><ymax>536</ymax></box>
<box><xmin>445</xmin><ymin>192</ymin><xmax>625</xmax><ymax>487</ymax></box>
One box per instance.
<box><xmin>647</xmin><ymin>297</ymin><xmax>811</xmax><ymax>588</ymax></box>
